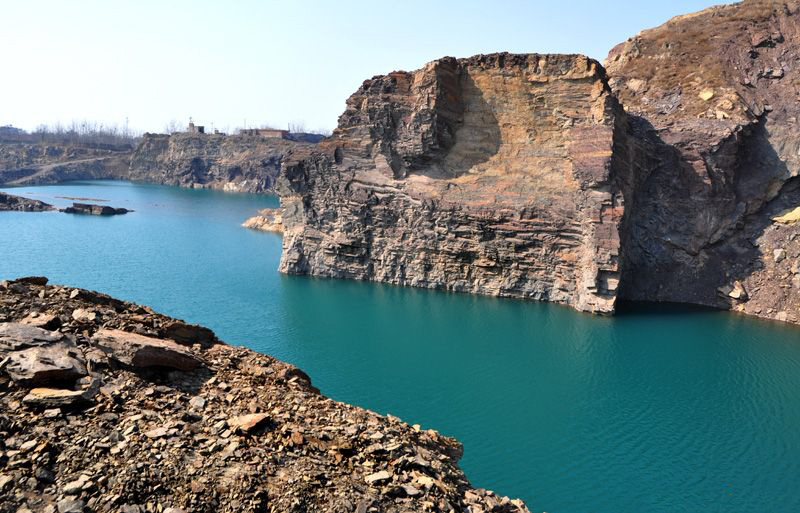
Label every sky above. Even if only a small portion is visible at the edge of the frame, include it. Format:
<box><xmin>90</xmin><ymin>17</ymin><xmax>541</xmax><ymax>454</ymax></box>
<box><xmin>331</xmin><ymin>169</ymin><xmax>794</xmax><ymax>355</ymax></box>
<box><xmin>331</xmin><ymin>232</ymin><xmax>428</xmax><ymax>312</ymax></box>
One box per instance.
<box><xmin>1</xmin><ymin>0</ymin><xmax>732</xmax><ymax>135</ymax></box>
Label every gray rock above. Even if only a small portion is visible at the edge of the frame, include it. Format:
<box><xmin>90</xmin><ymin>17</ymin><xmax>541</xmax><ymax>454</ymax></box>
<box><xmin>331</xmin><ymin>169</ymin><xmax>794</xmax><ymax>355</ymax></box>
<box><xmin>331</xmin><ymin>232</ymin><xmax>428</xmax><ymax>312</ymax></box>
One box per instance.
<box><xmin>56</xmin><ymin>498</ymin><xmax>85</xmax><ymax>513</ymax></box>
<box><xmin>0</xmin><ymin>322</ymin><xmax>63</xmax><ymax>351</ymax></box>
<box><xmin>0</xmin><ymin>323</ymin><xmax>87</xmax><ymax>385</ymax></box>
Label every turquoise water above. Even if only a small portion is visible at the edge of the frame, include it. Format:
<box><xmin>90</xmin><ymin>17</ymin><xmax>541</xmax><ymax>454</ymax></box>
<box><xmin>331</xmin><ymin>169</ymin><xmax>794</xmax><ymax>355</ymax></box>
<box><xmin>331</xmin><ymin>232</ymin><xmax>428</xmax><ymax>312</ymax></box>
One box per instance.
<box><xmin>2</xmin><ymin>181</ymin><xmax>800</xmax><ymax>512</ymax></box>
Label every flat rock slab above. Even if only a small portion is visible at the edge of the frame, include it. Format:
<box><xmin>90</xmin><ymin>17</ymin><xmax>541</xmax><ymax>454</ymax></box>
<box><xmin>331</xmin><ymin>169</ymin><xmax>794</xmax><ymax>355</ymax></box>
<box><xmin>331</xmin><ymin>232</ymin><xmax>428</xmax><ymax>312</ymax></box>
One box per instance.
<box><xmin>22</xmin><ymin>380</ymin><xmax>99</xmax><ymax>407</ymax></box>
<box><xmin>0</xmin><ymin>322</ymin><xmax>64</xmax><ymax>351</ymax></box>
<box><xmin>227</xmin><ymin>413</ymin><xmax>270</xmax><ymax>433</ymax></box>
<box><xmin>91</xmin><ymin>329</ymin><xmax>202</xmax><ymax>371</ymax></box>
<box><xmin>0</xmin><ymin>323</ymin><xmax>87</xmax><ymax>385</ymax></box>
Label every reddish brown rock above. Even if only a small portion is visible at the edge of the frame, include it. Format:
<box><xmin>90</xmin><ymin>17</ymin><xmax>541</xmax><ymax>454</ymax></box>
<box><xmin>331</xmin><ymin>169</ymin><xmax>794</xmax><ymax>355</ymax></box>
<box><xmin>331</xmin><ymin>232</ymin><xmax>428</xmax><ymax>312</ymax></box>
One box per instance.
<box><xmin>606</xmin><ymin>0</ymin><xmax>800</xmax><ymax>323</ymax></box>
<box><xmin>277</xmin><ymin>53</ymin><xmax>648</xmax><ymax>314</ymax></box>
<box><xmin>91</xmin><ymin>328</ymin><xmax>202</xmax><ymax>371</ymax></box>
<box><xmin>226</xmin><ymin>413</ymin><xmax>270</xmax><ymax>433</ymax></box>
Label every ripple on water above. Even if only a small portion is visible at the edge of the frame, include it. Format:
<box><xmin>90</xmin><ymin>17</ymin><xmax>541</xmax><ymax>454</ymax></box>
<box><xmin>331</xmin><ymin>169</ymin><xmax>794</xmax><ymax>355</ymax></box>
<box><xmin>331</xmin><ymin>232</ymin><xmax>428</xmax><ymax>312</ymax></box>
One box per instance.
<box><xmin>2</xmin><ymin>181</ymin><xmax>800</xmax><ymax>513</ymax></box>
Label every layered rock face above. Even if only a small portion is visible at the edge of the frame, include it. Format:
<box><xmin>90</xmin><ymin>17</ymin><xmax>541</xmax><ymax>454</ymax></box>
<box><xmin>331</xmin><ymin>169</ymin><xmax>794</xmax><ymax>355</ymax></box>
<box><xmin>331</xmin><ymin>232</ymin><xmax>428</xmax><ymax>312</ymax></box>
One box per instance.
<box><xmin>0</xmin><ymin>277</ymin><xmax>530</xmax><ymax>513</ymax></box>
<box><xmin>606</xmin><ymin>0</ymin><xmax>800</xmax><ymax>322</ymax></box>
<box><xmin>276</xmin><ymin>2</ymin><xmax>800</xmax><ymax>324</ymax></box>
<box><xmin>129</xmin><ymin>133</ymin><xmax>317</xmax><ymax>193</ymax></box>
<box><xmin>278</xmin><ymin>54</ymin><xmax>649</xmax><ymax>314</ymax></box>
<box><xmin>0</xmin><ymin>141</ymin><xmax>132</xmax><ymax>187</ymax></box>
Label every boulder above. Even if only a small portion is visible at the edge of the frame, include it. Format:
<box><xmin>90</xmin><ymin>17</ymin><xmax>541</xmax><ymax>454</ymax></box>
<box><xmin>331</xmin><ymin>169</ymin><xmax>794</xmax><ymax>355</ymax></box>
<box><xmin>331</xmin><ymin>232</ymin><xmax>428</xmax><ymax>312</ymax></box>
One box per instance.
<box><xmin>0</xmin><ymin>322</ymin><xmax>63</xmax><ymax>351</ymax></box>
<box><xmin>227</xmin><ymin>413</ymin><xmax>270</xmax><ymax>434</ymax></box>
<box><xmin>3</xmin><ymin>342</ymin><xmax>88</xmax><ymax>385</ymax></box>
<box><xmin>0</xmin><ymin>323</ymin><xmax>87</xmax><ymax>385</ymax></box>
<box><xmin>91</xmin><ymin>329</ymin><xmax>202</xmax><ymax>371</ymax></box>
<box><xmin>162</xmin><ymin>320</ymin><xmax>216</xmax><ymax>347</ymax></box>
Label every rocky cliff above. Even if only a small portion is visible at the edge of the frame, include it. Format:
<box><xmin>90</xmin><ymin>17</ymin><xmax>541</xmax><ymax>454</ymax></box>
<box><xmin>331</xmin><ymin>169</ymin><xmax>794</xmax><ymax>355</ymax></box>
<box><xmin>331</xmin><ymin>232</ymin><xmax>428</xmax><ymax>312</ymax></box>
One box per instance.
<box><xmin>605</xmin><ymin>0</ymin><xmax>800</xmax><ymax>323</ymax></box>
<box><xmin>0</xmin><ymin>277</ymin><xmax>530</xmax><ymax>513</ymax></box>
<box><xmin>275</xmin><ymin>1</ymin><xmax>800</xmax><ymax>325</ymax></box>
<box><xmin>129</xmin><ymin>133</ymin><xmax>317</xmax><ymax>193</ymax></box>
<box><xmin>277</xmin><ymin>54</ymin><xmax>650</xmax><ymax>314</ymax></box>
<box><xmin>0</xmin><ymin>141</ymin><xmax>132</xmax><ymax>187</ymax></box>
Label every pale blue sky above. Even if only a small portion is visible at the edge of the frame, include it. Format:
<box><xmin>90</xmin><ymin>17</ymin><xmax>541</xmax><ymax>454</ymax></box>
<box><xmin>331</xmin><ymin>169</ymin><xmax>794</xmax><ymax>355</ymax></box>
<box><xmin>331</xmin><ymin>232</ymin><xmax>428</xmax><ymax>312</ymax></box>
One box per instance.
<box><xmin>1</xmin><ymin>1</ymin><xmax>731</xmax><ymax>134</ymax></box>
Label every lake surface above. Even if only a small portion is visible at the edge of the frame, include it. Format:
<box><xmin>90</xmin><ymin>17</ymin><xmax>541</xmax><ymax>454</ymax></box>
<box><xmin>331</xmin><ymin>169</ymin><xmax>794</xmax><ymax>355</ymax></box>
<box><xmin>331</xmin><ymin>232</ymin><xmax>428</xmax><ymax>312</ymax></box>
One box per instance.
<box><xmin>2</xmin><ymin>180</ymin><xmax>800</xmax><ymax>512</ymax></box>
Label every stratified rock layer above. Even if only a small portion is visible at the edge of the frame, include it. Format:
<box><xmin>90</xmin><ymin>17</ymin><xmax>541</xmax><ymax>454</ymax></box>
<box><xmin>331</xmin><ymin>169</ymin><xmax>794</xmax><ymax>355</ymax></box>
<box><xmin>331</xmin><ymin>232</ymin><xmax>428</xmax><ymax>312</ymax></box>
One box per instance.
<box><xmin>0</xmin><ymin>278</ymin><xmax>530</xmax><ymax>513</ymax></box>
<box><xmin>129</xmin><ymin>133</ymin><xmax>318</xmax><ymax>193</ymax></box>
<box><xmin>278</xmin><ymin>54</ymin><xmax>649</xmax><ymax>314</ymax></box>
<box><xmin>0</xmin><ymin>141</ymin><xmax>132</xmax><ymax>187</ymax></box>
<box><xmin>606</xmin><ymin>0</ymin><xmax>800</xmax><ymax>323</ymax></box>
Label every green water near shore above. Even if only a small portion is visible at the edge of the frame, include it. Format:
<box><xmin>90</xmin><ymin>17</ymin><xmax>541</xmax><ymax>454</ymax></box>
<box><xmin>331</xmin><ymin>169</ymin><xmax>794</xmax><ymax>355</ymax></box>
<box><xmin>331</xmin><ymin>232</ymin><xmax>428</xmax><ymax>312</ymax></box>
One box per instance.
<box><xmin>2</xmin><ymin>181</ymin><xmax>800</xmax><ymax>512</ymax></box>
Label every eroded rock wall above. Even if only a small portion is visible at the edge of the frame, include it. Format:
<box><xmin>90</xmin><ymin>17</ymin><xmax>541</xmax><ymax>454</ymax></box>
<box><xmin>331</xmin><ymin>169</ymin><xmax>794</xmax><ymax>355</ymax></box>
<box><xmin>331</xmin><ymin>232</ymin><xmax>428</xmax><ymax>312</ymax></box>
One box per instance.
<box><xmin>278</xmin><ymin>54</ymin><xmax>650</xmax><ymax>314</ymax></box>
<box><xmin>606</xmin><ymin>0</ymin><xmax>800</xmax><ymax>323</ymax></box>
<box><xmin>129</xmin><ymin>133</ymin><xmax>317</xmax><ymax>193</ymax></box>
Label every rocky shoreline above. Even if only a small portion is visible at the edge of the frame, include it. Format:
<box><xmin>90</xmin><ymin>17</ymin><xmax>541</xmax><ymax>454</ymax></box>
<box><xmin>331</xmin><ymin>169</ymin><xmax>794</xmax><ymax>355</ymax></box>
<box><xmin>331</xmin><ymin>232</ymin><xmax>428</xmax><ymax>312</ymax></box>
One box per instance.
<box><xmin>242</xmin><ymin>209</ymin><xmax>283</xmax><ymax>233</ymax></box>
<box><xmin>0</xmin><ymin>192</ymin><xmax>55</xmax><ymax>212</ymax></box>
<box><xmin>0</xmin><ymin>277</ymin><xmax>530</xmax><ymax>513</ymax></box>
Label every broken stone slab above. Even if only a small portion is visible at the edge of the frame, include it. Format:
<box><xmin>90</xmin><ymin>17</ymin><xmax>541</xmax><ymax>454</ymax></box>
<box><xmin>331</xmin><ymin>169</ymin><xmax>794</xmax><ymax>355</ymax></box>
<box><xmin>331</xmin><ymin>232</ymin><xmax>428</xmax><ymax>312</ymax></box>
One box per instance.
<box><xmin>0</xmin><ymin>322</ymin><xmax>64</xmax><ymax>351</ymax></box>
<box><xmin>162</xmin><ymin>320</ymin><xmax>216</xmax><ymax>347</ymax></box>
<box><xmin>71</xmin><ymin>308</ymin><xmax>97</xmax><ymax>323</ymax></box>
<box><xmin>365</xmin><ymin>470</ymin><xmax>393</xmax><ymax>485</ymax></box>
<box><xmin>91</xmin><ymin>329</ymin><xmax>202</xmax><ymax>371</ymax></box>
<box><xmin>19</xmin><ymin>312</ymin><xmax>61</xmax><ymax>330</ymax></box>
<box><xmin>22</xmin><ymin>377</ymin><xmax>100</xmax><ymax>408</ymax></box>
<box><xmin>0</xmin><ymin>323</ymin><xmax>87</xmax><ymax>385</ymax></box>
<box><xmin>227</xmin><ymin>413</ymin><xmax>270</xmax><ymax>434</ymax></box>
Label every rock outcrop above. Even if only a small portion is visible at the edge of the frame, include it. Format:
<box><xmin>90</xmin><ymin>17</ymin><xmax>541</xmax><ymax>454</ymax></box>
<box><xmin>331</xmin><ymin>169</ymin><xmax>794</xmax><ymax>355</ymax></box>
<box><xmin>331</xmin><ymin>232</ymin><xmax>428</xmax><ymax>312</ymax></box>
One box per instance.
<box><xmin>0</xmin><ymin>277</ymin><xmax>530</xmax><ymax>513</ymax></box>
<box><xmin>0</xmin><ymin>141</ymin><xmax>132</xmax><ymax>187</ymax></box>
<box><xmin>0</xmin><ymin>192</ymin><xmax>55</xmax><ymax>212</ymax></box>
<box><xmin>605</xmin><ymin>0</ymin><xmax>800</xmax><ymax>323</ymax></box>
<box><xmin>242</xmin><ymin>208</ymin><xmax>283</xmax><ymax>233</ymax></box>
<box><xmin>61</xmin><ymin>203</ymin><xmax>130</xmax><ymax>216</ymax></box>
<box><xmin>277</xmin><ymin>53</ymin><xmax>649</xmax><ymax>314</ymax></box>
<box><xmin>129</xmin><ymin>133</ymin><xmax>319</xmax><ymax>193</ymax></box>
<box><xmin>275</xmin><ymin>2</ymin><xmax>800</xmax><ymax>325</ymax></box>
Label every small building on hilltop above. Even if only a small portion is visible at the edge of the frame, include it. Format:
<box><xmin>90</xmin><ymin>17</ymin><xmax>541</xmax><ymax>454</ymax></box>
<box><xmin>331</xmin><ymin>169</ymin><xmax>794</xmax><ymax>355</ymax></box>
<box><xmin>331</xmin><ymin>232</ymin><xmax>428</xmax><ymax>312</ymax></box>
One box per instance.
<box><xmin>187</xmin><ymin>121</ymin><xmax>205</xmax><ymax>134</ymax></box>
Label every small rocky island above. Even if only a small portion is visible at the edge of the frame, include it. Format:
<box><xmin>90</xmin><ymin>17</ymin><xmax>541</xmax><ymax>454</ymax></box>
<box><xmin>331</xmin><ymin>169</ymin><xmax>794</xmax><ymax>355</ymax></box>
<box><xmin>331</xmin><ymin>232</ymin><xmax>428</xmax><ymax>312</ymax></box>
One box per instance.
<box><xmin>0</xmin><ymin>192</ymin><xmax>130</xmax><ymax>216</ymax></box>
<box><xmin>0</xmin><ymin>192</ymin><xmax>55</xmax><ymax>212</ymax></box>
<box><xmin>61</xmin><ymin>203</ymin><xmax>130</xmax><ymax>216</ymax></box>
<box><xmin>0</xmin><ymin>277</ymin><xmax>529</xmax><ymax>513</ymax></box>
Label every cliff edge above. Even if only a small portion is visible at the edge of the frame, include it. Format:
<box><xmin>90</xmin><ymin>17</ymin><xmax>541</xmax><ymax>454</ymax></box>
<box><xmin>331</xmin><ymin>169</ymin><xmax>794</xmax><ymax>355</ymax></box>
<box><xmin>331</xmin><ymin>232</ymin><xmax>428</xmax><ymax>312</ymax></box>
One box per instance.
<box><xmin>277</xmin><ymin>54</ymin><xmax>649</xmax><ymax>315</ymax></box>
<box><xmin>275</xmin><ymin>1</ymin><xmax>800</xmax><ymax>325</ymax></box>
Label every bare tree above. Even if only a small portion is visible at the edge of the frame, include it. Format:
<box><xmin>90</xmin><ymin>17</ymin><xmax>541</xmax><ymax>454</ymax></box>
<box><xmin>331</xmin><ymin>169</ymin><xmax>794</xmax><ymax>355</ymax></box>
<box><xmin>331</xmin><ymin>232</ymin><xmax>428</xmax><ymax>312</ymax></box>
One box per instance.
<box><xmin>164</xmin><ymin>119</ymin><xmax>181</xmax><ymax>134</ymax></box>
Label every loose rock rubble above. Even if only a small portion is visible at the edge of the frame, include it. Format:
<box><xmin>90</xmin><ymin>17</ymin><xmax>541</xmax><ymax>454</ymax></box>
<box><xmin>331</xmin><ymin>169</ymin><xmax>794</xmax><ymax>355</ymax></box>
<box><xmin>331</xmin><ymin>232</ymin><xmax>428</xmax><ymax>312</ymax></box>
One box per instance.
<box><xmin>0</xmin><ymin>277</ymin><xmax>530</xmax><ymax>513</ymax></box>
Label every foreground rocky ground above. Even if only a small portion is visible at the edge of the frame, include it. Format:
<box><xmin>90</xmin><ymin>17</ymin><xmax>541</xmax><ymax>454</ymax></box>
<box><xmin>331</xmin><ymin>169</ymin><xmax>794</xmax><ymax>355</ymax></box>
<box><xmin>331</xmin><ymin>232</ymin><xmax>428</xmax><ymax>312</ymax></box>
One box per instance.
<box><xmin>0</xmin><ymin>278</ymin><xmax>529</xmax><ymax>513</ymax></box>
